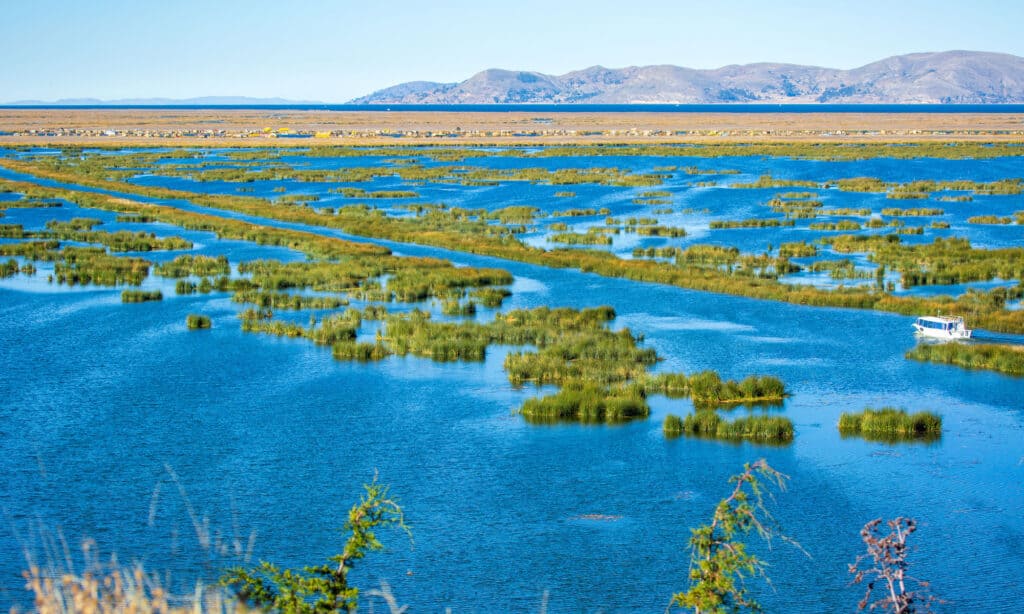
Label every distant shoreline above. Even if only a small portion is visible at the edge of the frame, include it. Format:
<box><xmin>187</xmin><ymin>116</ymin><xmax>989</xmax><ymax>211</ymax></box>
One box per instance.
<box><xmin>5</xmin><ymin>103</ymin><xmax>1024</xmax><ymax>113</ymax></box>
<box><xmin>2</xmin><ymin>108</ymin><xmax>1023</xmax><ymax>146</ymax></box>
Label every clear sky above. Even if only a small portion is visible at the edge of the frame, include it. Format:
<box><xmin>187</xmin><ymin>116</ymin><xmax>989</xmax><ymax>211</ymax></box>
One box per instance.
<box><xmin>2</xmin><ymin>0</ymin><xmax>1021</xmax><ymax>102</ymax></box>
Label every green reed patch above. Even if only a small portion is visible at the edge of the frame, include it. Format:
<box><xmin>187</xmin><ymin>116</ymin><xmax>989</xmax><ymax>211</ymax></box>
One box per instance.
<box><xmin>838</xmin><ymin>407</ymin><xmax>941</xmax><ymax>442</ymax></box>
<box><xmin>186</xmin><ymin>314</ymin><xmax>212</xmax><ymax>329</ymax></box>
<box><xmin>906</xmin><ymin>341</ymin><xmax>1024</xmax><ymax>376</ymax></box>
<box><xmin>672</xmin><ymin>411</ymin><xmax>794</xmax><ymax>443</ymax></box>
<box><xmin>121</xmin><ymin>289</ymin><xmax>163</xmax><ymax>303</ymax></box>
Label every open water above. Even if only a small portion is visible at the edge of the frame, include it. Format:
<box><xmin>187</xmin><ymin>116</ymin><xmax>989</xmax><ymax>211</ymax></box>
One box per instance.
<box><xmin>0</xmin><ymin>149</ymin><xmax>1022</xmax><ymax>612</ymax></box>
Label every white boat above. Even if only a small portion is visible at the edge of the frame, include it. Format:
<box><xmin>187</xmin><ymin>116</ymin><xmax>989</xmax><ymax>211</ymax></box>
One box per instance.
<box><xmin>912</xmin><ymin>315</ymin><xmax>972</xmax><ymax>340</ymax></box>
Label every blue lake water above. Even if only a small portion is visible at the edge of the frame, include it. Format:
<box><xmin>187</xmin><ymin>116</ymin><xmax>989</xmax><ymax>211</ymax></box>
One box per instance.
<box><xmin>1</xmin><ymin>150</ymin><xmax>1023</xmax><ymax>612</ymax></box>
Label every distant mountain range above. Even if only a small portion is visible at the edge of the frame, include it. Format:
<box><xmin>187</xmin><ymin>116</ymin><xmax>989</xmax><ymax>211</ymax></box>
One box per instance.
<box><xmin>2</xmin><ymin>96</ymin><xmax>322</xmax><ymax>106</ymax></box>
<box><xmin>350</xmin><ymin>51</ymin><xmax>1024</xmax><ymax>104</ymax></box>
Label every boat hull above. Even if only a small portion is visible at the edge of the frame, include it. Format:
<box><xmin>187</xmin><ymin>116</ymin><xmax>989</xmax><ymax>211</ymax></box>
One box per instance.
<box><xmin>912</xmin><ymin>323</ymin><xmax>972</xmax><ymax>339</ymax></box>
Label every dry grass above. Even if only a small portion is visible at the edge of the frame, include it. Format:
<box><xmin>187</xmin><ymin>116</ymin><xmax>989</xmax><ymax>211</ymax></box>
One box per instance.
<box><xmin>19</xmin><ymin>563</ymin><xmax>241</xmax><ymax>614</ymax></box>
<box><xmin>2</xmin><ymin>109</ymin><xmax>1024</xmax><ymax>146</ymax></box>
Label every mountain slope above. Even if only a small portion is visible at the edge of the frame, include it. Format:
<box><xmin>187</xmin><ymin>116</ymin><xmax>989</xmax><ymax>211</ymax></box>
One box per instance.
<box><xmin>350</xmin><ymin>51</ymin><xmax>1024</xmax><ymax>104</ymax></box>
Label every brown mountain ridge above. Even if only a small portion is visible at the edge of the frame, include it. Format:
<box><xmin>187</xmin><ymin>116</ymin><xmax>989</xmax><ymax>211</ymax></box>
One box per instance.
<box><xmin>350</xmin><ymin>51</ymin><xmax>1024</xmax><ymax>104</ymax></box>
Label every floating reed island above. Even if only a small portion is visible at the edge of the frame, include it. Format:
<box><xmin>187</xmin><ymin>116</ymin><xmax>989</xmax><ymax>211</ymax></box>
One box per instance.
<box><xmin>186</xmin><ymin>314</ymin><xmax>212</xmax><ymax>329</ymax></box>
<box><xmin>906</xmin><ymin>341</ymin><xmax>1024</xmax><ymax>377</ymax></box>
<box><xmin>663</xmin><ymin>412</ymin><xmax>794</xmax><ymax>444</ymax></box>
<box><xmin>838</xmin><ymin>407</ymin><xmax>942</xmax><ymax>443</ymax></box>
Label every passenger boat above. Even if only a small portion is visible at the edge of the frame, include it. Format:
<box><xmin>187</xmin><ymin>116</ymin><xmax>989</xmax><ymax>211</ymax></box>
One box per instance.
<box><xmin>912</xmin><ymin>315</ymin><xmax>972</xmax><ymax>340</ymax></box>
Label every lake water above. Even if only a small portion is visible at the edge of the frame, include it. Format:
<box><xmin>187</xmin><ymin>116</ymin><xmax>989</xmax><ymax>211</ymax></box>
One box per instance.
<box><xmin>1</xmin><ymin>149</ymin><xmax>1022</xmax><ymax>612</ymax></box>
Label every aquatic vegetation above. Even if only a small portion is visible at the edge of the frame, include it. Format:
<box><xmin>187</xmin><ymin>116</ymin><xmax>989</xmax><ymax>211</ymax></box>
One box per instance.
<box><xmin>0</xmin><ymin>224</ymin><xmax>25</xmax><ymax>238</ymax></box>
<box><xmin>40</xmin><ymin>218</ymin><xmax>193</xmax><ymax>252</ymax></box>
<box><xmin>732</xmin><ymin>174</ymin><xmax>818</xmax><ymax>189</ymax></box>
<box><xmin>825</xmin><ymin>207</ymin><xmax>872</xmax><ymax>216</ymax></box>
<box><xmin>115</xmin><ymin>213</ymin><xmax>157</xmax><ymax>222</ymax></box>
<box><xmin>663</xmin><ymin>414</ymin><xmax>683</xmax><ymax>438</ymax></box>
<box><xmin>331</xmin><ymin>340</ymin><xmax>392</xmax><ymax>361</ymax></box>
<box><xmin>682</xmin><ymin>371</ymin><xmax>787</xmax><ymax>407</ymax></box>
<box><xmin>880</xmin><ymin>208</ymin><xmax>944</xmax><ymax>217</ymax></box>
<box><xmin>710</xmin><ymin>218</ymin><xmax>795</xmax><ymax>229</ymax></box>
<box><xmin>470</xmin><ymin>286</ymin><xmax>511</xmax><ymax>307</ymax></box>
<box><xmin>241</xmin><ymin>309</ymin><xmax>360</xmax><ymax>345</ymax></box>
<box><xmin>519</xmin><ymin>381</ymin><xmax>649</xmax><ymax>424</ymax></box>
<box><xmin>838</xmin><ymin>407</ymin><xmax>942</xmax><ymax>442</ymax></box>
<box><xmin>551</xmin><ymin>207</ymin><xmax>598</xmax><ymax>217</ymax></box>
<box><xmin>967</xmin><ymin>215</ymin><xmax>1013</xmax><ymax>224</ymax></box>
<box><xmin>548</xmin><ymin>232</ymin><xmax>612</xmax><ymax>245</ymax></box>
<box><xmin>155</xmin><ymin>254</ymin><xmax>231</xmax><ymax>278</ymax></box>
<box><xmin>777</xmin><ymin>241</ymin><xmax>818</xmax><ymax>258</ymax></box>
<box><xmin>554</xmin><ymin>191</ymin><xmax>576</xmax><ymax>197</ymax></box>
<box><xmin>52</xmin><ymin>247</ymin><xmax>151</xmax><ymax>286</ymax></box>
<box><xmin>837</xmin><ymin>177</ymin><xmax>889</xmax><ymax>192</ymax></box>
<box><xmin>487</xmin><ymin>206</ymin><xmax>539</xmax><ymax>224</ymax></box>
<box><xmin>809</xmin><ymin>220</ymin><xmax>862</xmax><ymax>231</ymax></box>
<box><xmin>441</xmin><ymin>299</ymin><xmax>476</xmax><ymax>316</ymax></box>
<box><xmin>678</xmin><ymin>411</ymin><xmax>794</xmax><ymax>442</ymax></box>
<box><xmin>10</xmin><ymin>154</ymin><xmax>1024</xmax><ymax>337</ymax></box>
<box><xmin>121</xmin><ymin>289</ymin><xmax>163</xmax><ymax>302</ymax></box>
<box><xmin>808</xmin><ymin>259</ymin><xmax>876</xmax><ymax>280</ymax></box>
<box><xmin>629</xmin><ymin>224</ymin><xmax>686</xmax><ymax>237</ymax></box>
<box><xmin>0</xmin><ymin>258</ymin><xmax>19</xmax><ymax>278</ymax></box>
<box><xmin>632</xmin><ymin>246</ymin><xmax>683</xmax><ymax>259</ymax></box>
<box><xmin>906</xmin><ymin>341</ymin><xmax>1024</xmax><ymax>376</ymax></box>
<box><xmin>232</xmin><ymin>289</ymin><xmax>347</xmax><ymax>310</ymax></box>
<box><xmin>186</xmin><ymin>313</ymin><xmax>212</xmax><ymax>329</ymax></box>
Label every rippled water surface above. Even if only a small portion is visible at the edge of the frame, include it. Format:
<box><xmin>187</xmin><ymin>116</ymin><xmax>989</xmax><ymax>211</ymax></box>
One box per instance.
<box><xmin>1</xmin><ymin>150</ymin><xmax>1023</xmax><ymax>612</ymax></box>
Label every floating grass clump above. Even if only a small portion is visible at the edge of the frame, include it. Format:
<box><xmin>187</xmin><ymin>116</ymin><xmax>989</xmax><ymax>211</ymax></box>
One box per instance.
<box><xmin>0</xmin><ymin>224</ymin><xmax>25</xmax><ymax>238</ymax></box>
<box><xmin>678</xmin><ymin>411</ymin><xmax>794</xmax><ymax>443</ymax></box>
<box><xmin>549</xmin><ymin>232</ymin><xmax>612</xmax><ymax>246</ymax></box>
<box><xmin>663</xmin><ymin>414</ymin><xmax>684</xmax><ymax>438</ymax></box>
<box><xmin>155</xmin><ymin>254</ymin><xmax>231</xmax><ymax>278</ymax></box>
<box><xmin>906</xmin><ymin>342</ymin><xmax>1024</xmax><ymax>376</ymax></box>
<box><xmin>470</xmin><ymin>287</ymin><xmax>511</xmax><ymax>307</ymax></box>
<box><xmin>710</xmin><ymin>218</ymin><xmax>795</xmax><ymax>229</ymax></box>
<box><xmin>331</xmin><ymin>340</ymin><xmax>391</xmax><ymax>361</ymax></box>
<box><xmin>967</xmin><ymin>215</ymin><xmax>1012</xmax><ymax>225</ymax></box>
<box><xmin>684</xmin><ymin>371</ymin><xmax>787</xmax><ymax>407</ymax></box>
<box><xmin>186</xmin><ymin>313</ymin><xmax>212</xmax><ymax>329</ymax></box>
<box><xmin>520</xmin><ymin>382</ymin><xmax>649</xmax><ymax>424</ymax></box>
<box><xmin>809</xmin><ymin>220</ymin><xmax>862</xmax><ymax>231</ymax></box>
<box><xmin>0</xmin><ymin>258</ymin><xmax>19</xmax><ymax>278</ymax></box>
<box><xmin>880</xmin><ymin>208</ymin><xmax>944</xmax><ymax>217</ymax></box>
<box><xmin>232</xmin><ymin>289</ymin><xmax>346</xmax><ymax>310</ymax></box>
<box><xmin>121</xmin><ymin>289</ymin><xmax>163</xmax><ymax>303</ymax></box>
<box><xmin>838</xmin><ymin>407</ymin><xmax>941</xmax><ymax>442</ymax></box>
<box><xmin>441</xmin><ymin>299</ymin><xmax>476</xmax><ymax>316</ymax></box>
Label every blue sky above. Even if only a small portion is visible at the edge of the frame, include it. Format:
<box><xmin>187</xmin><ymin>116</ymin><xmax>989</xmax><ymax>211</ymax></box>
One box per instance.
<box><xmin>1</xmin><ymin>0</ymin><xmax>1020</xmax><ymax>102</ymax></box>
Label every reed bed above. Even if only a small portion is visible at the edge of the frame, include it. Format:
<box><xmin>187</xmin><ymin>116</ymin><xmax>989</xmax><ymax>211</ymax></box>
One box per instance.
<box><xmin>906</xmin><ymin>341</ymin><xmax>1024</xmax><ymax>376</ymax></box>
<box><xmin>838</xmin><ymin>407</ymin><xmax>942</xmax><ymax>442</ymax></box>
<box><xmin>121</xmin><ymin>289</ymin><xmax>163</xmax><ymax>303</ymax></box>
<box><xmin>667</xmin><ymin>411</ymin><xmax>794</xmax><ymax>443</ymax></box>
<box><xmin>186</xmin><ymin>314</ymin><xmax>212</xmax><ymax>329</ymax></box>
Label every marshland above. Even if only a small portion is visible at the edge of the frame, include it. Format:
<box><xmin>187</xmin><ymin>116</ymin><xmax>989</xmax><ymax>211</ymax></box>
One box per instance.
<box><xmin>1</xmin><ymin>139</ymin><xmax>1023</xmax><ymax>612</ymax></box>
